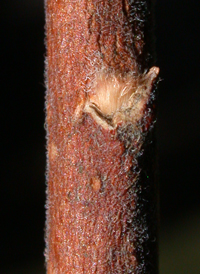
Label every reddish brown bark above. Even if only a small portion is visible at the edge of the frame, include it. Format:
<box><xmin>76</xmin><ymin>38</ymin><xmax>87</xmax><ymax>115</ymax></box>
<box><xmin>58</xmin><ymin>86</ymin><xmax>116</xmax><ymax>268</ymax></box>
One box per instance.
<box><xmin>45</xmin><ymin>1</ymin><xmax>159</xmax><ymax>273</ymax></box>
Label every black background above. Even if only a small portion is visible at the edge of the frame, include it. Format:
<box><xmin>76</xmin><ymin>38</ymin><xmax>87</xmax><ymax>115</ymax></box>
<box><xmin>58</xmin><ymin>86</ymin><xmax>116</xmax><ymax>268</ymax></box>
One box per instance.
<box><xmin>1</xmin><ymin>1</ymin><xmax>200</xmax><ymax>273</ymax></box>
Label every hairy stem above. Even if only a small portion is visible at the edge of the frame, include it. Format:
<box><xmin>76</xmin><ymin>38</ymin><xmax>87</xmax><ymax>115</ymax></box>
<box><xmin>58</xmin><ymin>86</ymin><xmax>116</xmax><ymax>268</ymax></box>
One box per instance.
<box><xmin>45</xmin><ymin>0</ymin><xmax>159</xmax><ymax>273</ymax></box>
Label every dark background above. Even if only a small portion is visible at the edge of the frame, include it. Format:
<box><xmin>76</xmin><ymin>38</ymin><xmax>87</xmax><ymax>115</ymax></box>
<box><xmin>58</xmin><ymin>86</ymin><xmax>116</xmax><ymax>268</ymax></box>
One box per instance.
<box><xmin>1</xmin><ymin>1</ymin><xmax>200</xmax><ymax>273</ymax></box>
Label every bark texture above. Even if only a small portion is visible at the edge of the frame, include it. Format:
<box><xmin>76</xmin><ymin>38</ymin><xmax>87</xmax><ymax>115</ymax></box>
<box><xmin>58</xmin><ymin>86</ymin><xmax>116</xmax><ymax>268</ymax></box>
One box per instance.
<box><xmin>45</xmin><ymin>0</ymin><xmax>159</xmax><ymax>273</ymax></box>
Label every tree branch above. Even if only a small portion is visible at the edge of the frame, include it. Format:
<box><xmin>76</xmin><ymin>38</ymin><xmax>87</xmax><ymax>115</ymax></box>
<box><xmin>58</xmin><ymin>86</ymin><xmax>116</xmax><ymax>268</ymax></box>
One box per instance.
<box><xmin>45</xmin><ymin>0</ymin><xmax>159</xmax><ymax>273</ymax></box>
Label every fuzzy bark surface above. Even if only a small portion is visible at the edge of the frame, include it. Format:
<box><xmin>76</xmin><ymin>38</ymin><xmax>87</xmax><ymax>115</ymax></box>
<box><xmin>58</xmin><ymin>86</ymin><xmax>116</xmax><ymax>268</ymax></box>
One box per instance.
<box><xmin>45</xmin><ymin>0</ymin><xmax>159</xmax><ymax>273</ymax></box>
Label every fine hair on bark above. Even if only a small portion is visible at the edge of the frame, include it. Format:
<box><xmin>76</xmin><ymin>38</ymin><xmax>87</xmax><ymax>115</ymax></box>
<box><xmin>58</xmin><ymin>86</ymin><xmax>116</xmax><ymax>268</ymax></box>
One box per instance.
<box><xmin>45</xmin><ymin>0</ymin><xmax>159</xmax><ymax>273</ymax></box>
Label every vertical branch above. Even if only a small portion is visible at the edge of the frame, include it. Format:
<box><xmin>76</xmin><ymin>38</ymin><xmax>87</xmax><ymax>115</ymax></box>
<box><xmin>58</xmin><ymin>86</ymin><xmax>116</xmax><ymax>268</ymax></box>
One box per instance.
<box><xmin>45</xmin><ymin>0</ymin><xmax>159</xmax><ymax>273</ymax></box>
